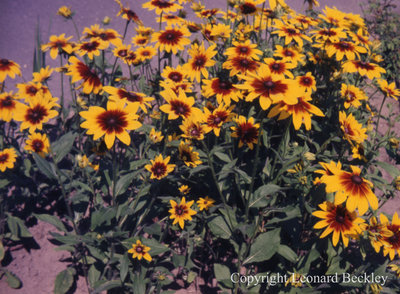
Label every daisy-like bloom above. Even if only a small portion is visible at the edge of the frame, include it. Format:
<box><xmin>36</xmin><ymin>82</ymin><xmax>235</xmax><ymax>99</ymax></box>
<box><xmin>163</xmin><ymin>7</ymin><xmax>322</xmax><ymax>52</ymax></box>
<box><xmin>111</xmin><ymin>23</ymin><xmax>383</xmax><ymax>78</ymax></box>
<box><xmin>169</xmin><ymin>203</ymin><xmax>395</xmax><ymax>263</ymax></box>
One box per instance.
<box><xmin>57</xmin><ymin>6</ymin><xmax>72</xmax><ymax>19</ymax></box>
<box><xmin>324</xmin><ymin>165</ymin><xmax>378</xmax><ymax>215</ymax></box>
<box><xmin>203</xmin><ymin>104</ymin><xmax>234</xmax><ymax>136</ymax></box>
<box><xmin>127</xmin><ymin>240</ymin><xmax>152</xmax><ymax>261</ymax></box>
<box><xmin>145</xmin><ymin>154</ymin><xmax>175</xmax><ymax>180</ymax></box>
<box><xmin>314</xmin><ymin>161</ymin><xmax>343</xmax><ymax>185</ymax></box>
<box><xmin>236</xmin><ymin>0</ymin><xmax>264</xmax><ymax>15</ymax></box>
<box><xmin>231</xmin><ymin>116</ymin><xmax>259</xmax><ymax>149</ymax></box>
<box><xmin>225</xmin><ymin>40</ymin><xmax>262</xmax><ymax>60</ymax></box>
<box><xmin>349</xmin><ymin>28</ymin><xmax>371</xmax><ymax>48</ymax></box>
<box><xmin>341</xmin><ymin>84</ymin><xmax>367</xmax><ymax>108</ymax></box>
<box><xmin>82</xmin><ymin>25</ymin><xmax>121</xmax><ymax>47</ymax></box>
<box><xmin>159</xmin><ymin>87</ymin><xmax>202</xmax><ymax>120</ymax></box>
<box><xmin>342</xmin><ymin>60</ymin><xmax>386</xmax><ymax>80</ymax></box>
<box><xmin>339</xmin><ymin>111</ymin><xmax>368</xmax><ymax>144</ymax></box>
<box><xmin>268</xmin><ymin>91</ymin><xmax>324</xmax><ymax>130</ymax></box>
<box><xmin>351</xmin><ymin>144</ymin><xmax>367</xmax><ymax>162</ymax></box>
<box><xmin>236</xmin><ymin>63</ymin><xmax>298</xmax><ymax>110</ymax></box>
<box><xmin>178</xmin><ymin>141</ymin><xmax>202</xmax><ymax>167</ymax></box>
<box><xmin>319</xmin><ymin>6</ymin><xmax>345</xmax><ymax>27</ymax></box>
<box><xmin>202</xmin><ymin>78</ymin><xmax>242</xmax><ymax>106</ymax></box>
<box><xmin>149</xmin><ymin>128</ymin><xmax>164</xmax><ymax>143</ymax></box>
<box><xmin>0</xmin><ymin>148</ymin><xmax>17</xmax><ymax>172</ymax></box>
<box><xmin>124</xmin><ymin>51</ymin><xmax>140</xmax><ymax>66</ymax></box>
<box><xmin>360</xmin><ymin>216</ymin><xmax>393</xmax><ymax>253</ymax></box>
<box><xmin>264</xmin><ymin>58</ymin><xmax>295</xmax><ymax>79</ymax></box>
<box><xmin>169</xmin><ymin>197</ymin><xmax>197</xmax><ymax>229</ymax></box>
<box><xmin>183</xmin><ymin>43</ymin><xmax>217</xmax><ymax>82</ymax></box>
<box><xmin>159</xmin><ymin>14</ymin><xmax>184</xmax><ymax>26</ymax></box>
<box><xmin>310</xmin><ymin>27</ymin><xmax>347</xmax><ymax>44</ymax></box>
<box><xmin>112</xmin><ymin>41</ymin><xmax>131</xmax><ymax>59</ymax></box>
<box><xmin>312</xmin><ymin>201</ymin><xmax>364</xmax><ymax>247</ymax></box>
<box><xmin>136</xmin><ymin>46</ymin><xmax>157</xmax><ymax>62</ymax></box>
<box><xmin>293</xmin><ymin>14</ymin><xmax>318</xmax><ymax>29</ymax></box>
<box><xmin>380</xmin><ymin>212</ymin><xmax>400</xmax><ymax>260</ymax></box>
<box><xmin>115</xmin><ymin>0</ymin><xmax>142</xmax><ymax>24</ymax></box>
<box><xmin>180</xmin><ymin>117</ymin><xmax>206</xmax><ymax>141</ymax></box>
<box><xmin>76</xmin><ymin>154</ymin><xmax>99</xmax><ymax>171</ymax></box>
<box><xmin>269</xmin><ymin>0</ymin><xmax>288</xmax><ymax>9</ymax></box>
<box><xmin>132</xmin><ymin>35</ymin><xmax>150</xmax><ymax>47</ymax></box>
<box><xmin>66</xmin><ymin>56</ymin><xmax>102</xmax><ymax>94</ymax></box>
<box><xmin>197</xmin><ymin>196</ymin><xmax>215</xmax><ymax>211</ymax></box>
<box><xmin>16</xmin><ymin>82</ymin><xmax>51</xmax><ymax>100</ymax></box>
<box><xmin>41</xmin><ymin>34</ymin><xmax>74</xmax><ymax>60</ymax></box>
<box><xmin>152</xmin><ymin>26</ymin><xmax>191</xmax><ymax>55</ymax></box>
<box><xmin>142</xmin><ymin>0</ymin><xmax>182</xmax><ymax>14</ymax></box>
<box><xmin>14</xmin><ymin>95</ymin><xmax>59</xmax><ymax>133</ymax></box>
<box><xmin>295</xmin><ymin>72</ymin><xmax>316</xmax><ymax>92</ymax></box>
<box><xmin>274</xmin><ymin>45</ymin><xmax>305</xmax><ymax>67</ymax></box>
<box><xmin>24</xmin><ymin>132</ymin><xmax>50</xmax><ymax>157</ymax></box>
<box><xmin>325</xmin><ymin>40</ymin><xmax>367</xmax><ymax>61</ymax></box>
<box><xmin>79</xmin><ymin>101</ymin><xmax>142</xmax><ymax>149</ymax></box>
<box><xmin>377</xmin><ymin>79</ymin><xmax>400</xmax><ymax>100</ymax></box>
<box><xmin>0</xmin><ymin>58</ymin><xmax>21</xmax><ymax>82</ymax></box>
<box><xmin>76</xmin><ymin>38</ymin><xmax>108</xmax><ymax>60</ymax></box>
<box><xmin>210</xmin><ymin>23</ymin><xmax>231</xmax><ymax>40</ymax></box>
<box><xmin>32</xmin><ymin>66</ymin><xmax>53</xmax><ymax>84</ymax></box>
<box><xmin>272</xmin><ymin>20</ymin><xmax>312</xmax><ymax>48</ymax></box>
<box><xmin>388</xmin><ymin>264</ymin><xmax>400</xmax><ymax>278</ymax></box>
<box><xmin>223</xmin><ymin>55</ymin><xmax>259</xmax><ymax>77</ymax></box>
<box><xmin>196</xmin><ymin>8</ymin><xmax>223</xmax><ymax>19</ymax></box>
<box><xmin>179</xmin><ymin>185</ymin><xmax>190</xmax><ymax>195</ymax></box>
<box><xmin>0</xmin><ymin>92</ymin><xmax>17</xmax><ymax>122</ymax></box>
<box><xmin>161</xmin><ymin>65</ymin><xmax>187</xmax><ymax>84</ymax></box>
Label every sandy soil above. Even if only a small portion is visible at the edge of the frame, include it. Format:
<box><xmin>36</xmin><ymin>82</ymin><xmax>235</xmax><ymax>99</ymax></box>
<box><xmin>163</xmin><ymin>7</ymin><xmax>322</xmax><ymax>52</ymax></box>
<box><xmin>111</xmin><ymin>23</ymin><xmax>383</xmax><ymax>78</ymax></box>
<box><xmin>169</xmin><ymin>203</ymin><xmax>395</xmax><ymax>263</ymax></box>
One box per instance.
<box><xmin>0</xmin><ymin>0</ymin><xmax>399</xmax><ymax>293</ymax></box>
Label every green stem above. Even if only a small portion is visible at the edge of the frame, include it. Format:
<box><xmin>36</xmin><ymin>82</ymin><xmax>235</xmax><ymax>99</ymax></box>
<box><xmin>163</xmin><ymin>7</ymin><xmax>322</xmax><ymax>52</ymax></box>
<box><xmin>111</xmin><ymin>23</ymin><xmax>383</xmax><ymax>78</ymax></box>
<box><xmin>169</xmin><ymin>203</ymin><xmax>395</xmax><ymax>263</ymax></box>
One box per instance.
<box><xmin>71</xmin><ymin>18</ymin><xmax>81</xmax><ymax>40</ymax></box>
<box><xmin>372</xmin><ymin>94</ymin><xmax>388</xmax><ymax>146</ymax></box>
<box><xmin>201</xmin><ymin>141</ymin><xmax>234</xmax><ymax>228</ymax></box>
<box><xmin>59</xmin><ymin>55</ymin><xmax>65</xmax><ymax>120</ymax></box>
<box><xmin>111</xmin><ymin>144</ymin><xmax>119</xmax><ymax>206</ymax></box>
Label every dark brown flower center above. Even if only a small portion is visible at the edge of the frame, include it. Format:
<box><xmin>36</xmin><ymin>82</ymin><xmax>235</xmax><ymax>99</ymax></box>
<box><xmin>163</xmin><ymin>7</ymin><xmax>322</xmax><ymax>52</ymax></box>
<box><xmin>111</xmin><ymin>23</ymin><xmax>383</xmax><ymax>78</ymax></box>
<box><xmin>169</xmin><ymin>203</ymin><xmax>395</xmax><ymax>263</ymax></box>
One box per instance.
<box><xmin>351</xmin><ymin>175</ymin><xmax>363</xmax><ymax>185</ymax></box>
<box><xmin>32</xmin><ymin>139</ymin><xmax>44</xmax><ymax>152</ymax></box>
<box><xmin>237</xmin><ymin>122</ymin><xmax>258</xmax><ymax>143</ymax></box>
<box><xmin>25</xmin><ymin>105</ymin><xmax>48</xmax><ymax>124</ymax></box>
<box><xmin>135</xmin><ymin>245</ymin><xmax>143</xmax><ymax>253</ymax></box>
<box><xmin>170</xmin><ymin>100</ymin><xmax>190</xmax><ymax>117</ymax></box>
<box><xmin>151</xmin><ymin>162</ymin><xmax>167</xmax><ymax>177</ymax></box>
<box><xmin>286</xmin><ymin>28</ymin><xmax>297</xmax><ymax>35</ymax></box>
<box><xmin>118</xmin><ymin>49</ymin><xmax>128</xmax><ymax>57</ymax></box>
<box><xmin>239</xmin><ymin>46</ymin><xmax>249</xmax><ymax>54</ymax></box>
<box><xmin>240</xmin><ymin>3</ymin><xmax>257</xmax><ymax>14</ymax></box>
<box><xmin>284</xmin><ymin>50</ymin><xmax>294</xmax><ymax>57</ymax></box>
<box><xmin>194</xmin><ymin>56</ymin><xmax>206</xmax><ymax>68</ymax></box>
<box><xmin>190</xmin><ymin>128</ymin><xmax>200</xmax><ymax>137</ymax></box>
<box><xmin>160</xmin><ymin>29</ymin><xmax>183</xmax><ymax>45</ymax></box>
<box><xmin>240</xmin><ymin>58</ymin><xmax>249</xmax><ymax>67</ymax></box>
<box><xmin>1</xmin><ymin>59</ymin><xmax>10</xmax><ymax>66</ymax></box>
<box><xmin>272</xmin><ymin>63</ymin><xmax>281</xmax><ymax>70</ymax></box>
<box><xmin>152</xmin><ymin>0</ymin><xmax>173</xmax><ymax>8</ymax></box>
<box><xmin>0</xmin><ymin>153</ymin><xmax>9</xmax><ymax>163</ymax></box>
<box><xmin>97</xmin><ymin>110</ymin><xmax>128</xmax><ymax>134</ymax></box>
<box><xmin>27</xmin><ymin>86</ymin><xmax>38</xmax><ymax>95</ymax></box>
<box><xmin>300</xmin><ymin>77</ymin><xmax>312</xmax><ymax>86</ymax></box>
<box><xmin>218</xmin><ymin>80</ymin><xmax>232</xmax><ymax>90</ymax></box>
<box><xmin>169</xmin><ymin>72</ymin><xmax>183</xmax><ymax>82</ymax></box>
<box><xmin>1</xmin><ymin>96</ymin><xmax>14</xmax><ymax>108</ymax></box>
<box><xmin>264</xmin><ymin>80</ymin><xmax>275</xmax><ymax>89</ymax></box>
<box><xmin>175</xmin><ymin>205</ymin><xmax>186</xmax><ymax>216</ymax></box>
<box><xmin>82</xmin><ymin>41</ymin><xmax>98</xmax><ymax>51</ymax></box>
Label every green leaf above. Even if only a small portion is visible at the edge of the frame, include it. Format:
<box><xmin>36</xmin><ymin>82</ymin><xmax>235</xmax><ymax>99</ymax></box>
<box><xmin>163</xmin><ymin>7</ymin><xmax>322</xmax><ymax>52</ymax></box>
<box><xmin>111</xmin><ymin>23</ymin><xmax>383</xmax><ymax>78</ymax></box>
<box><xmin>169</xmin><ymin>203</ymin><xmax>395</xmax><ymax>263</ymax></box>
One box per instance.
<box><xmin>208</xmin><ymin>216</ymin><xmax>232</xmax><ymax>239</ymax></box>
<box><xmin>0</xmin><ymin>179</ymin><xmax>9</xmax><ymax>189</ymax></box>
<box><xmin>243</xmin><ymin>229</ymin><xmax>280</xmax><ymax>265</ymax></box>
<box><xmin>7</xmin><ymin>214</ymin><xmax>32</xmax><ymax>238</ymax></box>
<box><xmin>142</xmin><ymin>238</ymin><xmax>169</xmax><ymax>256</ymax></box>
<box><xmin>4</xmin><ymin>270</ymin><xmax>22</xmax><ymax>289</ymax></box>
<box><xmin>115</xmin><ymin>172</ymin><xmax>135</xmax><ymax>196</ymax></box>
<box><xmin>32</xmin><ymin>153</ymin><xmax>57</xmax><ymax>180</ymax></box>
<box><xmin>120</xmin><ymin>253</ymin><xmax>129</xmax><ymax>282</ymax></box>
<box><xmin>214</xmin><ymin>152</ymin><xmax>231</xmax><ymax>163</ymax></box>
<box><xmin>51</xmin><ymin>132</ymin><xmax>77</xmax><ymax>163</ymax></box>
<box><xmin>54</xmin><ymin>268</ymin><xmax>76</xmax><ymax>294</ymax></box>
<box><xmin>91</xmin><ymin>207</ymin><xmax>116</xmax><ymax>230</ymax></box>
<box><xmin>375</xmin><ymin>161</ymin><xmax>400</xmax><ymax>178</ymax></box>
<box><xmin>132</xmin><ymin>272</ymin><xmax>146</xmax><ymax>294</ymax></box>
<box><xmin>249</xmin><ymin>184</ymin><xmax>281</xmax><ymax>208</ymax></box>
<box><xmin>214</xmin><ymin>264</ymin><xmax>233</xmax><ymax>289</ymax></box>
<box><xmin>277</xmin><ymin>245</ymin><xmax>298</xmax><ymax>263</ymax></box>
<box><xmin>0</xmin><ymin>240</ymin><xmax>4</xmax><ymax>262</ymax></box>
<box><xmin>94</xmin><ymin>280</ymin><xmax>122</xmax><ymax>293</ymax></box>
<box><xmin>34</xmin><ymin>214</ymin><xmax>67</xmax><ymax>232</ymax></box>
<box><xmin>88</xmin><ymin>265</ymin><xmax>101</xmax><ymax>288</ymax></box>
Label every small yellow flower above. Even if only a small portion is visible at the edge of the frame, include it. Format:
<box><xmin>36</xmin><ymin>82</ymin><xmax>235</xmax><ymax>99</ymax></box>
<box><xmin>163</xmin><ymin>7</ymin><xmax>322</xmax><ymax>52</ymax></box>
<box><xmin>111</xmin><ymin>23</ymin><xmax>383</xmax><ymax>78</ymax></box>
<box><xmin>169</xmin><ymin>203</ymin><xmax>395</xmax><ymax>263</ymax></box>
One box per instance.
<box><xmin>0</xmin><ymin>148</ymin><xmax>17</xmax><ymax>172</ymax></box>
<box><xmin>169</xmin><ymin>197</ymin><xmax>197</xmax><ymax>229</ymax></box>
<box><xmin>145</xmin><ymin>154</ymin><xmax>175</xmax><ymax>180</ymax></box>
<box><xmin>149</xmin><ymin>128</ymin><xmax>164</xmax><ymax>144</ymax></box>
<box><xmin>389</xmin><ymin>138</ymin><xmax>400</xmax><ymax>149</ymax></box>
<box><xmin>197</xmin><ymin>196</ymin><xmax>215</xmax><ymax>211</ymax></box>
<box><xmin>395</xmin><ymin>176</ymin><xmax>400</xmax><ymax>191</ymax></box>
<box><xmin>285</xmin><ymin>272</ymin><xmax>304</xmax><ymax>288</ymax></box>
<box><xmin>57</xmin><ymin>6</ymin><xmax>72</xmax><ymax>19</ymax></box>
<box><xmin>179</xmin><ymin>185</ymin><xmax>190</xmax><ymax>195</ymax></box>
<box><xmin>128</xmin><ymin>240</ymin><xmax>152</xmax><ymax>262</ymax></box>
<box><xmin>25</xmin><ymin>132</ymin><xmax>50</xmax><ymax>157</ymax></box>
<box><xmin>103</xmin><ymin>16</ymin><xmax>111</xmax><ymax>25</ymax></box>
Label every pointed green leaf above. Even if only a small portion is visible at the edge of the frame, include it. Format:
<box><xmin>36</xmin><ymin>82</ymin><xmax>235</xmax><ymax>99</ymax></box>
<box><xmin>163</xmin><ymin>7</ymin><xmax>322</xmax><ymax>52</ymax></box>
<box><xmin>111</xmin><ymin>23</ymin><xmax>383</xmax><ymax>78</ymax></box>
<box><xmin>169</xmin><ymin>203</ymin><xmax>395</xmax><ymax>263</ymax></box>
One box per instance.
<box><xmin>34</xmin><ymin>214</ymin><xmax>67</xmax><ymax>232</ymax></box>
<box><xmin>51</xmin><ymin>132</ymin><xmax>77</xmax><ymax>163</ymax></box>
<box><xmin>208</xmin><ymin>216</ymin><xmax>232</xmax><ymax>239</ymax></box>
<box><xmin>243</xmin><ymin>229</ymin><xmax>280</xmax><ymax>265</ymax></box>
<box><xmin>54</xmin><ymin>268</ymin><xmax>76</xmax><ymax>294</ymax></box>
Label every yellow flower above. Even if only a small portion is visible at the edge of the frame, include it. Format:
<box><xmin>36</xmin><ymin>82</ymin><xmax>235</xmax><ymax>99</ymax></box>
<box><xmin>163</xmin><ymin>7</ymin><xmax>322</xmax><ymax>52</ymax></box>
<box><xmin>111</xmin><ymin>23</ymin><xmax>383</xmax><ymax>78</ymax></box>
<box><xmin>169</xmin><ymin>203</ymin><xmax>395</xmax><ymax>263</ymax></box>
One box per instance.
<box><xmin>0</xmin><ymin>92</ymin><xmax>18</xmax><ymax>122</ymax></box>
<box><xmin>103</xmin><ymin>86</ymin><xmax>154</xmax><ymax>113</ymax></box>
<box><xmin>152</xmin><ymin>26</ymin><xmax>191</xmax><ymax>54</ymax></box>
<box><xmin>76</xmin><ymin>155</ymin><xmax>99</xmax><ymax>171</ymax></box>
<box><xmin>0</xmin><ymin>58</ymin><xmax>21</xmax><ymax>82</ymax></box>
<box><xmin>341</xmin><ymin>84</ymin><xmax>367</xmax><ymax>109</ymax></box>
<box><xmin>169</xmin><ymin>197</ymin><xmax>197</xmax><ymax>229</ymax></box>
<box><xmin>339</xmin><ymin>111</ymin><xmax>368</xmax><ymax>144</ymax></box>
<box><xmin>231</xmin><ymin>116</ymin><xmax>260</xmax><ymax>149</ymax></box>
<box><xmin>179</xmin><ymin>185</ymin><xmax>190</xmax><ymax>195</ymax></box>
<box><xmin>180</xmin><ymin>117</ymin><xmax>206</xmax><ymax>141</ymax></box>
<box><xmin>24</xmin><ymin>132</ymin><xmax>50</xmax><ymax>157</ymax></box>
<box><xmin>127</xmin><ymin>240</ymin><xmax>152</xmax><ymax>262</ymax></box>
<box><xmin>145</xmin><ymin>154</ymin><xmax>175</xmax><ymax>180</ymax></box>
<box><xmin>313</xmin><ymin>201</ymin><xmax>364</xmax><ymax>247</ymax></box>
<box><xmin>159</xmin><ymin>87</ymin><xmax>203</xmax><ymax>120</ymax></box>
<box><xmin>79</xmin><ymin>101</ymin><xmax>142</xmax><ymax>149</ymax></box>
<box><xmin>197</xmin><ymin>196</ymin><xmax>215</xmax><ymax>211</ymax></box>
<box><xmin>178</xmin><ymin>141</ymin><xmax>202</xmax><ymax>167</ymax></box>
<box><xmin>377</xmin><ymin>79</ymin><xmax>400</xmax><ymax>100</ymax></box>
<box><xmin>379</xmin><ymin>212</ymin><xmax>400</xmax><ymax>260</ymax></box>
<box><xmin>66</xmin><ymin>56</ymin><xmax>102</xmax><ymax>94</ymax></box>
<box><xmin>342</xmin><ymin>60</ymin><xmax>386</xmax><ymax>80</ymax></box>
<box><xmin>183</xmin><ymin>43</ymin><xmax>217</xmax><ymax>82</ymax></box>
<box><xmin>149</xmin><ymin>128</ymin><xmax>164</xmax><ymax>143</ymax></box>
<box><xmin>32</xmin><ymin>66</ymin><xmax>53</xmax><ymax>84</ymax></box>
<box><xmin>0</xmin><ymin>148</ymin><xmax>17</xmax><ymax>172</ymax></box>
<box><xmin>41</xmin><ymin>34</ymin><xmax>74</xmax><ymax>60</ymax></box>
<box><xmin>57</xmin><ymin>6</ymin><xmax>72</xmax><ymax>18</ymax></box>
